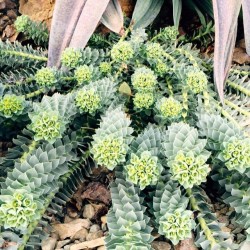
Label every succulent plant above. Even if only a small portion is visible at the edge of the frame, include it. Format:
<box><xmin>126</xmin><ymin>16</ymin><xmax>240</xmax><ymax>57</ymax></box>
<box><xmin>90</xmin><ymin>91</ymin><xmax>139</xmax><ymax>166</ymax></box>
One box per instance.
<box><xmin>111</xmin><ymin>41</ymin><xmax>134</xmax><ymax>62</ymax></box>
<box><xmin>61</xmin><ymin>48</ymin><xmax>82</xmax><ymax>68</ymax></box>
<box><xmin>146</xmin><ymin>42</ymin><xmax>164</xmax><ymax>59</ymax></box>
<box><xmin>75</xmin><ymin>88</ymin><xmax>101</xmax><ymax>114</ymax></box>
<box><xmin>0</xmin><ymin>94</ymin><xmax>25</xmax><ymax>118</ymax></box>
<box><xmin>125</xmin><ymin>151</ymin><xmax>162</xmax><ymax>189</ymax></box>
<box><xmin>185</xmin><ymin>67</ymin><xmax>208</xmax><ymax>94</ymax></box>
<box><xmin>35</xmin><ymin>67</ymin><xmax>56</xmax><ymax>87</ymax></box>
<box><xmin>14</xmin><ymin>15</ymin><xmax>30</xmax><ymax>33</ymax></box>
<box><xmin>155</xmin><ymin>60</ymin><xmax>168</xmax><ymax>76</ymax></box>
<box><xmin>74</xmin><ymin>65</ymin><xmax>92</xmax><ymax>84</ymax></box>
<box><xmin>99</xmin><ymin>62</ymin><xmax>112</xmax><ymax>74</ymax></box>
<box><xmin>133</xmin><ymin>92</ymin><xmax>154</xmax><ymax>109</ymax></box>
<box><xmin>155</xmin><ymin>97</ymin><xmax>182</xmax><ymax>120</ymax></box>
<box><xmin>131</xmin><ymin>67</ymin><xmax>157</xmax><ymax>92</ymax></box>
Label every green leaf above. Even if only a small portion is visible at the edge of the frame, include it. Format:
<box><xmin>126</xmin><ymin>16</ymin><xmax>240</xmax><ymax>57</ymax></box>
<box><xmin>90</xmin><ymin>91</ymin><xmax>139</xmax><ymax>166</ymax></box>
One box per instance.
<box><xmin>119</xmin><ymin>82</ymin><xmax>132</xmax><ymax>96</ymax></box>
<box><xmin>212</xmin><ymin>0</ymin><xmax>242</xmax><ymax>101</ymax></box>
<box><xmin>172</xmin><ymin>0</ymin><xmax>182</xmax><ymax>27</ymax></box>
<box><xmin>101</xmin><ymin>0</ymin><xmax>124</xmax><ymax>33</ymax></box>
<box><xmin>132</xmin><ymin>0</ymin><xmax>165</xmax><ymax>29</ymax></box>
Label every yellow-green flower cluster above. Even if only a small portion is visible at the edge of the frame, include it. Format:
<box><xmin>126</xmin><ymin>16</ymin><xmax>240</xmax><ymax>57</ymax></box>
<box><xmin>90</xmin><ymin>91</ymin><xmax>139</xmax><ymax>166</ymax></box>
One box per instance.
<box><xmin>221</xmin><ymin>138</ymin><xmax>250</xmax><ymax>173</ymax></box>
<box><xmin>125</xmin><ymin>151</ymin><xmax>161</xmax><ymax>189</ymax></box>
<box><xmin>146</xmin><ymin>43</ymin><xmax>164</xmax><ymax>59</ymax></box>
<box><xmin>170</xmin><ymin>151</ymin><xmax>210</xmax><ymax>188</ymax></box>
<box><xmin>131</xmin><ymin>67</ymin><xmax>157</xmax><ymax>92</ymax></box>
<box><xmin>75</xmin><ymin>89</ymin><xmax>100</xmax><ymax>114</ymax></box>
<box><xmin>14</xmin><ymin>15</ymin><xmax>30</xmax><ymax>33</ymax></box>
<box><xmin>30</xmin><ymin>111</ymin><xmax>63</xmax><ymax>143</ymax></box>
<box><xmin>133</xmin><ymin>92</ymin><xmax>154</xmax><ymax>110</ymax></box>
<box><xmin>74</xmin><ymin>65</ymin><xmax>92</xmax><ymax>84</ymax></box>
<box><xmin>163</xmin><ymin>26</ymin><xmax>179</xmax><ymax>41</ymax></box>
<box><xmin>156</xmin><ymin>97</ymin><xmax>182</xmax><ymax>119</ymax></box>
<box><xmin>0</xmin><ymin>192</ymin><xmax>37</xmax><ymax>229</ymax></box>
<box><xmin>159</xmin><ymin>210</ymin><xmax>193</xmax><ymax>245</ymax></box>
<box><xmin>35</xmin><ymin>67</ymin><xmax>56</xmax><ymax>86</ymax></box>
<box><xmin>185</xmin><ymin>67</ymin><xmax>208</xmax><ymax>94</ymax></box>
<box><xmin>0</xmin><ymin>95</ymin><xmax>24</xmax><ymax>118</ymax></box>
<box><xmin>155</xmin><ymin>60</ymin><xmax>168</xmax><ymax>76</ymax></box>
<box><xmin>111</xmin><ymin>41</ymin><xmax>134</xmax><ymax>62</ymax></box>
<box><xmin>99</xmin><ymin>62</ymin><xmax>112</xmax><ymax>74</ymax></box>
<box><xmin>91</xmin><ymin>137</ymin><xmax>127</xmax><ymax>170</ymax></box>
<box><xmin>61</xmin><ymin>48</ymin><xmax>82</xmax><ymax>68</ymax></box>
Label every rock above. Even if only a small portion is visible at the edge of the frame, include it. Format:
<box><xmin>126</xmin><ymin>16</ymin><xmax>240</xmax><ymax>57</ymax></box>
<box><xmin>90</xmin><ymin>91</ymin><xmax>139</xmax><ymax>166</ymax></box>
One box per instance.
<box><xmin>101</xmin><ymin>223</ymin><xmax>108</xmax><ymax>232</ymax></box>
<box><xmin>86</xmin><ymin>231</ymin><xmax>104</xmax><ymax>241</ymax></box>
<box><xmin>81</xmin><ymin>182</ymin><xmax>111</xmax><ymax>205</ymax></box>
<box><xmin>56</xmin><ymin>240</ymin><xmax>71</xmax><ymax>249</ymax></box>
<box><xmin>217</xmin><ymin>215</ymin><xmax>229</xmax><ymax>226</ymax></box>
<box><xmin>72</xmin><ymin>228</ymin><xmax>88</xmax><ymax>242</ymax></box>
<box><xmin>0</xmin><ymin>0</ymin><xmax>16</xmax><ymax>10</ymax></box>
<box><xmin>64</xmin><ymin>215</ymin><xmax>74</xmax><ymax>223</ymax></box>
<box><xmin>89</xmin><ymin>224</ymin><xmax>101</xmax><ymax>233</ymax></box>
<box><xmin>3</xmin><ymin>24</ymin><xmax>15</xmax><ymax>37</ymax></box>
<box><xmin>82</xmin><ymin>204</ymin><xmax>95</xmax><ymax>220</ymax></box>
<box><xmin>152</xmin><ymin>241</ymin><xmax>171</xmax><ymax>250</ymax></box>
<box><xmin>53</xmin><ymin>219</ymin><xmax>91</xmax><ymax>240</ymax></box>
<box><xmin>19</xmin><ymin>0</ymin><xmax>55</xmax><ymax>28</ymax></box>
<box><xmin>175</xmin><ymin>238</ymin><xmax>198</xmax><ymax>250</ymax></box>
<box><xmin>241</xmin><ymin>241</ymin><xmax>250</xmax><ymax>250</ymax></box>
<box><xmin>101</xmin><ymin>216</ymin><xmax>107</xmax><ymax>224</ymax></box>
<box><xmin>67</xmin><ymin>207</ymin><xmax>78</xmax><ymax>219</ymax></box>
<box><xmin>92</xmin><ymin>203</ymin><xmax>109</xmax><ymax>220</ymax></box>
<box><xmin>233</xmin><ymin>47</ymin><xmax>250</xmax><ymax>64</ymax></box>
<box><xmin>221</xmin><ymin>226</ymin><xmax>231</xmax><ymax>233</ymax></box>
<box><xmin>97</xmin><ymin>246</ymin><xmax>106</xmax><ymax>250</ymax></box>
<box><xmin>7</xmin><ymin>9</ymin><xmax>17</xmax><ymax>20</ymax></box>
<box><xmin>42</xmin><ymin>237</ymin><xmax>57</xmax><ymax>250</ymax></box>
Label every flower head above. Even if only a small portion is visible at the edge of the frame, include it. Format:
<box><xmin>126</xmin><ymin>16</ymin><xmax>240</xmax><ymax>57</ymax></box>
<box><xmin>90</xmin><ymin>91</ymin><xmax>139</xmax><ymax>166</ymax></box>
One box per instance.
<box><xmin>99</xmin><ymin>62</ymin><xmax>112</xmax><ymax>74</ymax></box>
<box><xmin>111</xmin><ymin>41</ymin><xmax>134</xmax><ymax>62</ymax></box>
<box><xmin>14</xmin><ymin>15</ymin><xmax>30</xmax><ymax>33</ymax></box>
<box><xmin>74</xmin><ymin>65</ymin><xmax>92</xmax><ymax>84</ymax></box>
<box><xmin>35</xmin><ymin>67</ymin><xmax>56</xmax><ymax>86</ymax></box>
<box><xmin>30</xmin><ymin>111</ymin><xmax>64</xmax><ymax>143</ymax></box>
<box><xmin>133</xmin><ymin>92</ymin><xmax>154</xmax><ymax>110</ymax></box>
<box><xmin>75</xmin><ymin>89</ymin><xmax>100</xmax><ymax>114</ymax></box>
<box><xmin>185</xmin><ymin>67</ymin><xmax>208</xmax><ymax>94</ymax></box>
<box><xmin>125</xmin><ymin>151</ymin><xmax>162</xmax><ymax>189</ymax></box>
<box><xmin>131</xmin><ymin>67</ymin><xmax>157</xmax><ymax>91</ymax></box>
<box><xmin>0</xmin><ymin>95</ymin><xmax>25</xmax><ymax>118</ymax></box>
<box><xmin>146</xmin><ymin>43</ymin><xmax>164</xmax><ymax>59</ymax></box>
<box><xmin>155</xmin><ymin>61</ymin><xmax>168</xmax><ymax>76</ymax></box>
<box><xmin>156</xmin><ymin>97</ymin><xmax>182</xmax><ymax>119</ymax></box>
<box><xmin>61</xmin><ymin>48</ymin><xmax>82</xmax><ymax>68</ymax></box>
<box><xmin>169</xmin><ymin>151</ymin><xmax>210</xmax><ymax>188</ymax></box>
<box><xmin>162</xmin><ymin>26</ymin><xmax>179</xmax><ymax>41</ymax></box>
<box><xmin>159</xmin><ymin>210</ymin><xmax>193</xmax><ymax>245</ymax></box>
<box><xmin>221</xmin><ymin>138</ymin><xmax>250</xmax><ymax>173</ymax></box>
<box><xmin>0</xmin><ymin>192</ymin><xmax>37</xmax><ymax>230</ymax></box>
<box><xmin>91</xmin><ymin>137</ymin><xmax>127</xmax><ymax>170</ymax></box>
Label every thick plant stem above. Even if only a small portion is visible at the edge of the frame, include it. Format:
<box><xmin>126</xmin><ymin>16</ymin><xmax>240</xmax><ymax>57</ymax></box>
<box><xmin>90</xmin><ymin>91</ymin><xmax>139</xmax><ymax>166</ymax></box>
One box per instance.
<box><xmin>186</xmin><ymin>188</ymin><xmax>217</xmax><ymax>248</ymax></box>
<box><xmin>3</xmin><ymin>50</ymin><xmax>47</xmax><ymax>62</ymax></box>
<box><xmin>225</xmin><ymin>99</ymin><xmax>250</xmax><ymax>117</ymax></box>
<box><xmin>227</xmin><ymin>80</ymin><xmax>250</xmax><ymax>97</ymax></box>
<box><xmin>24</xmin><ymin>88</ymin><xmax>46</xmax><ymax>99</ymax></box>
<box><xmin>18</xmin><ymin>161</ymin><xmax>84</xmax><ymax>249</ymax></box>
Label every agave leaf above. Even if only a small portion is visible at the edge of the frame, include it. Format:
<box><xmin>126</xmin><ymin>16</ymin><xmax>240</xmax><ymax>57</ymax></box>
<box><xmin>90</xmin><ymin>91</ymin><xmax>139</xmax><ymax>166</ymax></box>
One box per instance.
<box><xmin>69</xmin><ymin>0</ymin><xmax>110</xmax><ymax>48</ymax></box>
<box><xmin>242</xmin><ymin>0</ymin><xmax>250</xmax><ymax>55</ymax></box>
<box><xmin>172</xmin><ymin>0</ymin><xmax>182</xmax><ymax>27</ymax></box>
<box><xmin>132</xmin><ymin>0</ymin><xmax>165</xmax><ymax>29</ymax></box>
<box><xmin>47</xmin><ymin>0</ymin><xmax>87</xmax><ymax>67</ymax></box>
<box><xmin>212</xmin><ymin>0</ymin><xmax>242</xmax><ymax>101</ymax></box>
<box><xmin>101</xmin><ymin>0</ymin><xmax>124</xmax><ymax>34</ymax></box>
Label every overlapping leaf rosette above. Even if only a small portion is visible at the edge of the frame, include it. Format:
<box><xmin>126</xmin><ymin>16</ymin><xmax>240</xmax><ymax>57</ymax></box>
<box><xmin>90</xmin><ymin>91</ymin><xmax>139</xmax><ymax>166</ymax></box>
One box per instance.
<box><xmin>123</xmin><ymin>124</ymin><xmax>163</xmax><ymax>189</ymax></box>
<box><xmin>91</xmin><ymin>107</ymin><xmax>133</xmax><ymax>170</ymax></box>
<box><xmin>0</xmin><ymin>132</ymin><xmax>79</xmax><ymax>232</ymax></box>
<box><xmin>153</xmin><ymin>178</ymin><xmax>195</xmax><ymax>245</ymax></box>
<box><xmin>197</xmin><ymin>113</ymin><xmax>250</xmax><ymax>174</ymax></box>
<box><xmin>162</xmin><ymin>122</ymin><xmax>211</xmax><ymax>188</ymax></box>
<box><xmin>74</xmin><ymin>78</ymin><xmax>118</xmax><ymax>115</ymax></box>
<box><xmin>28</xmin><ymin>93</ymin><xmax>77</xmax><ymax>143</ymax></box>
<box><xmin>105</xmin><ymin>172</ymin><xmax>153</xmax><ymax>250</ymax></box>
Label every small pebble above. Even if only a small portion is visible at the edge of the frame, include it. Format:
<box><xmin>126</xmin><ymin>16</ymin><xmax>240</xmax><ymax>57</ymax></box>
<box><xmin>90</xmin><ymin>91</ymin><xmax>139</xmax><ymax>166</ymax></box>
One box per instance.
<box><xmin>89</xmin><ymin>224</ymin><xmax>101</xmax><ymax>233</ymax></box>
<box><xmin>86</xmin><ymin>230</ymin><xmax>104</xmax><ymax>241</ymax></box>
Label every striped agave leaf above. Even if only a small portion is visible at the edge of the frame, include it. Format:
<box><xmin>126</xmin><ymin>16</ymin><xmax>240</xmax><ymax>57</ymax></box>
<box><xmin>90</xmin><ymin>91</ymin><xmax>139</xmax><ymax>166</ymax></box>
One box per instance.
<box><xmin>212</xmin><ymin>0</ymin><xmax>242</xmax><ymax>101</ymax></box>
